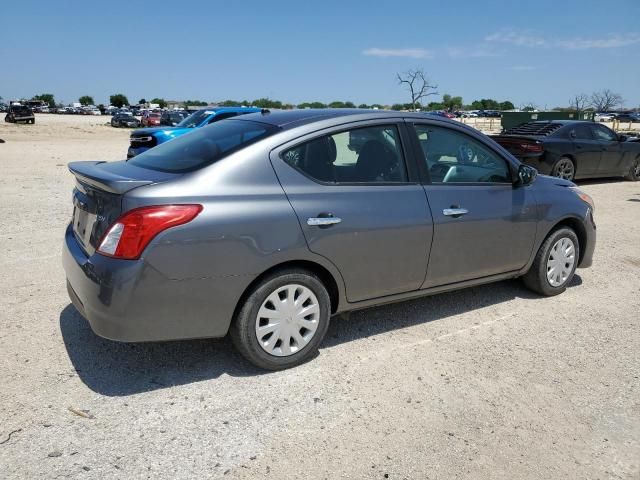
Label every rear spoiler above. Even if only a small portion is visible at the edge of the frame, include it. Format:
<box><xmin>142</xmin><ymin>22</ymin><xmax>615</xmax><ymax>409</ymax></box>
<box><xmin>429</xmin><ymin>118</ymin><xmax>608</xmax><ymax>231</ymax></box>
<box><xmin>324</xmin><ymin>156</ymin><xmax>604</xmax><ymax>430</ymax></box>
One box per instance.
<box><xmin>68</xmin><ymin>161</ymin><xmax>154</xmax><ymax>194</ymax></box>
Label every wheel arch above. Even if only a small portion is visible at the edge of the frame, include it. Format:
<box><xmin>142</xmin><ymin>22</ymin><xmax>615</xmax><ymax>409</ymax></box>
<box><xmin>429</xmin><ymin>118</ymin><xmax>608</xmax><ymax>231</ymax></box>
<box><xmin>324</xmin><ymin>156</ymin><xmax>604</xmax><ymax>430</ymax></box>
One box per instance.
<box><xmin>547</xmin><ymin>216</ymin><xmax>587</xmax><ymax>265</ymax></box>
<box><xmin>232</xmin><ymin>260</ymin><xmax>342</xmax><ymax>324</ymax></box>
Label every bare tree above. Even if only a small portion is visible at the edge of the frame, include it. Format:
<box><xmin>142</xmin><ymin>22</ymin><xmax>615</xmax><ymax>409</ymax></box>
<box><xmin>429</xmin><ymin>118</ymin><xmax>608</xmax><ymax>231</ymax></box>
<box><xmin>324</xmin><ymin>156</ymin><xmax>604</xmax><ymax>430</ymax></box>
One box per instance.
<box><xmin>397</xmin><ymin>69</ymin><xmax>438</xmax><ymax>111</ymax></box>
<box><xmin>590</xmin><ymin>89</ymin><xmax>623</xmax><ymax>112</ymax></box>
<box><xmin>569</xmin><ymin>93</ymin><xmax>589</xmax><ymax>112</ymax></box>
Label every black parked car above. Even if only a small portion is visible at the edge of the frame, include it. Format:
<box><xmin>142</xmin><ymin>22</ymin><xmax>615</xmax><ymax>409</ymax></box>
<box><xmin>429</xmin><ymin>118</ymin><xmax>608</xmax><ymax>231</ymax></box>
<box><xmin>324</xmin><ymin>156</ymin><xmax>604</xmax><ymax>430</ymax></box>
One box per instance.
<box><xmin>111</xmin><ymin>113</ymin><xmax>141</xmax><ymax>128</ymax></box>
<box><xmin>614</xmin><ymin>113</ymin><xmax>640</xmax><ymax>123</ymax></box>
<box><xmin>492</xmin><ymin>121</ymin><xmax>640</xmax><ymax>181</ymax></box>
<box><xmin>5</xmin><ymin>105</ymin><xmax>35</xmax><ymax>124</ymax></box>
<box><xmin>160</xmin><ymin>110</ymin><xmax>189</xmax><ymax>126</ymax></box>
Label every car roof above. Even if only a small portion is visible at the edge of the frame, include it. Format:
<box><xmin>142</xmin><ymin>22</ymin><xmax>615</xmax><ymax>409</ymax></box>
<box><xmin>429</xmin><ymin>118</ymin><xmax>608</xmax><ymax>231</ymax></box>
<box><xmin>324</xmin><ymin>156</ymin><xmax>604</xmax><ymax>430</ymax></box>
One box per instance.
<box><xmin>234</xmin><ymin>108</ymin><xmax>459</xmax><ymax>130</ymax></box>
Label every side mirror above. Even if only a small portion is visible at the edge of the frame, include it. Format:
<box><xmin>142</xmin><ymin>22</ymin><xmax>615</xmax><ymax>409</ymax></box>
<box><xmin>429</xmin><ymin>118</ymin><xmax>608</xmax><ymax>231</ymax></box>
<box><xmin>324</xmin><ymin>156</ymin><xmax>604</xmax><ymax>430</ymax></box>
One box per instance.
<box><xmin>619</xmin><ymin>134</ymin><xmax>628</xmax><ymax>142</ymax></box>
<box><xmin>516</xmin><ymin>164</ymin><xmax>537</xmax><ymax>186</ymax></box>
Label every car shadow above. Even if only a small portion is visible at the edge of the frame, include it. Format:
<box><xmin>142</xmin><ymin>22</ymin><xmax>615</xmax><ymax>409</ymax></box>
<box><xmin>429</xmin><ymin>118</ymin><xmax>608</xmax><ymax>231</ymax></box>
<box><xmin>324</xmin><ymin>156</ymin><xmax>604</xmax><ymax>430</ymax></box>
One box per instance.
<box><xmin>627</xmin><ymin>198</ymin><xmax>640</xmax><ymax>202</ymax></box>
<box><xmin>60</xmin><ymin>275</ymin><xmax>582</xmax><ymax>396</ymax></box>
<box><xmin>323</xmin><ymin>276</ymin><xmax>581</xmax><ymax>348</ymax></box>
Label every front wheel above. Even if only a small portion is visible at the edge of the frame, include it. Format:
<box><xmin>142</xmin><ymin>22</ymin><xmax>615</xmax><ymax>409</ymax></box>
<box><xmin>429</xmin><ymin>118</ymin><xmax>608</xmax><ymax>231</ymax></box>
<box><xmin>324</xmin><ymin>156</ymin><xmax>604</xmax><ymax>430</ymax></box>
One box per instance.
<box><xmin>551</xmin><ymin>157</ymin><xmax>575</xmax><ymax>181</ymax></box>
<box><xmin>230</xmin><ymin>269</ymin><xmax>331</xmax><ymax>370</ymax></box>
<box><xmin>523</xmin><ymin>227</ymin><xmax>580</xmax><ymax>296</ymax></box>
<box><xmin>625</xmin><ymin>157</ymin><xmax>640</xmax><ymax>181</ymax></box>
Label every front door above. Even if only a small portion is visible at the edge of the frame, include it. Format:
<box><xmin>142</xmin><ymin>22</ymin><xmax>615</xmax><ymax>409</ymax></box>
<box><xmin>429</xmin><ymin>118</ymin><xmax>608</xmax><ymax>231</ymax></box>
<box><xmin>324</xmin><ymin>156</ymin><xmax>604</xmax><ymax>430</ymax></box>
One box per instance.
<box><xmin>568</xmin><ymin>123</ymin><xmax>601</xmax><ymax>177</ymax></box>
<box><xmin>591</xmin><ymin>123</ymin><xmax>625</xmax><ymax>176</ymax></box>
<box><xmin>409</xmin><ymin>123</ymin><xmax>538</xmax><ymax>287</ymax></box>
<box><xmin>271</xmin><ymin>122</ymin><xmax>433</xmax><ymax>302</ymax></box>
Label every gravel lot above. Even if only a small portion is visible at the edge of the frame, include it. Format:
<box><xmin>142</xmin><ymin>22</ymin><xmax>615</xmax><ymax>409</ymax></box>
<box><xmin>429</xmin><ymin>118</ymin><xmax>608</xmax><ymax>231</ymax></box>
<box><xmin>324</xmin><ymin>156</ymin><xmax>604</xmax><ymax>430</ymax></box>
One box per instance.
<box><xmin>1</xmin><ymin>115</ymin><xmax>639</xmax><ymax>479</ymax></box>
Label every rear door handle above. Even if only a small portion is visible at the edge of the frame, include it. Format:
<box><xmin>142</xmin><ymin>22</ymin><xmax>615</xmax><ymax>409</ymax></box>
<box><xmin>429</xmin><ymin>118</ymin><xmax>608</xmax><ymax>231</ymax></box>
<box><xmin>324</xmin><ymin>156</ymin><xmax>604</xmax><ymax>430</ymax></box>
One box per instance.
<box><xmin>443</xmin><ymin>208</ymin><xmax>468</xmax><ymax>217</ymax></box>
<box><xmin>307</xmin><ymin>216</ymin><xmax>342</xmax><ymax>226</ymax></box>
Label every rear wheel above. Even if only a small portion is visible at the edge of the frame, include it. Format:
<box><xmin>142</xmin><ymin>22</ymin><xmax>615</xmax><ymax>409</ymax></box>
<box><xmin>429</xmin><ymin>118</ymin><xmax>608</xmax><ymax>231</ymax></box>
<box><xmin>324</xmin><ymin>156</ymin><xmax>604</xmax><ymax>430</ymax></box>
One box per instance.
<box><xmin>523</xmin><ymin>227</ymin><xmax>579</xmax><ymax>296</ymax></box>
<box><xmin>625</xmin><ymin>157</ymin><xmax>640</xmax><ymax>181</ymax></box>
<box><xmin>551</xmin><ymin>157</ymin><xmax>575</xmax><ymax>181</ymax></box>
<box><xmin>230</xmin><ymin>269</ymin><xmax>331</xmax><ymax>370</ymax></box>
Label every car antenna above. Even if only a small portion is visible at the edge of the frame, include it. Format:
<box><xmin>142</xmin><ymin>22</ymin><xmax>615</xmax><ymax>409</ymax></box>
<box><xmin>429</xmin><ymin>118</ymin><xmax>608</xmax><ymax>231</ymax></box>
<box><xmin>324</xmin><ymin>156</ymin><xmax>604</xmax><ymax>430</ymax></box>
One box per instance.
<box><xmin>261</xmin><ymin>109</ymin><xmax>270</xmax><ymax>115</ymax></box>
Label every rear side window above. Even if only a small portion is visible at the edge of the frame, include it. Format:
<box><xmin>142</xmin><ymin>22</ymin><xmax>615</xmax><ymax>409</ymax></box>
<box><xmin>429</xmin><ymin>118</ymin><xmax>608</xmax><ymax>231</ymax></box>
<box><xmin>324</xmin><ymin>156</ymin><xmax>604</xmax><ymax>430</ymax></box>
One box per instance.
<box><xmin>129</xmin><ymin>119</ymin><xmax>277</xmax><ymax>173</ymax></box>
<box><xmin>570</xmin><ymin>124</ymin><xmax>592</xmax><ymax>139</ymax></box>
<box><xmin>282</xmin><ymin>125</ymin><xmax>408</xmax><ymax>183</ymax></box>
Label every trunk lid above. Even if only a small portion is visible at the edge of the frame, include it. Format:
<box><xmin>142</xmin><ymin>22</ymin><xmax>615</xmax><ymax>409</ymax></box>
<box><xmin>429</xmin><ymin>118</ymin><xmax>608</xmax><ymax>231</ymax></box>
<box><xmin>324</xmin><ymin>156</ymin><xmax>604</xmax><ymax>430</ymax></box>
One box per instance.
<box><xmin>68</xmin><ymin>160</ymin><xmax>177</xmax><ymax>255</ymax></box>
<box><xmin>490</xmin><ymin>135</ymin><xmax>544</xmax><ymax>156</ymax></box>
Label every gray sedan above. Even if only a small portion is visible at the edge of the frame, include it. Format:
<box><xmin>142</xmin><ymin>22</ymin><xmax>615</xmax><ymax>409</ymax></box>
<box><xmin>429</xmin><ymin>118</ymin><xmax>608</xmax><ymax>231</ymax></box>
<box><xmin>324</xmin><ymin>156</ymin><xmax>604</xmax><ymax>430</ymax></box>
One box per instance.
<box><xmin>63</xmin><ymin>110</ymin><xmax>596</xmax><ymax>369</ymax></box>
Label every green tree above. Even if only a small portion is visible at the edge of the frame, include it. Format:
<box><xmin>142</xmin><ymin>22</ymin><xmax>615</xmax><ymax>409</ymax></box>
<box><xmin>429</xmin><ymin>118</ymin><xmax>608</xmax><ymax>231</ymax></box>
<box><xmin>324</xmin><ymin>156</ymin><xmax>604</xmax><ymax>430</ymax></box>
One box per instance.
<box><xmin>297</xmin><ymin>102</ymin><xmax>327</xmax><ymax>109</ymax></box>
<box><xmin>150</xmin><ymin>98</ymin><xmax>167</xmax><ymax>108</ymax></box>
<box><xmin>109</xmin><ymin>94</ymin><xmax>129</xmax><ymax>108</ymax></box>
<box><xmin>184</xmin><ymin>100</ymin><xmax>208</xmax><ymax>107</ymax></box>
<box><xmin>426</xmin><ymin>101</ymin><xmax>443</xmax><ymax>110</ymax></box>
<box><xmin>252</xmin><ymin>98</ymin><xmax>282</xmax><ymax>109</ymax></box>
<box><xmin>441</xmin><ymin>94</ymin><xmax>463</xmax><ymax>112</ymax></box>
<box><xmin>358</xmin><ymin>103</ymin><xmax>370</xmax><ymax>109</ymax></box>
<box><xmin>138</xmin><ymin>98</ymin><xmax>147</xmax><ymax>105</ymax></box>
<box><xmin>370</xmin><ymin>104</ymin><xmax>384</xmax><ymax>110</ymax></box>
<box><xmin>78</xmin><ymin>95</ymin><xmax>94</xmax><ymax>106</ymax></box>
<box><xmin>498</xmin><ymin>101</ymin><xmax>515</xmax><ymax>110</ymax></box>
<box><xmin>32</xmin><ymin>93</ymin><xmax>56</xmax><ymax>108</ymax></box>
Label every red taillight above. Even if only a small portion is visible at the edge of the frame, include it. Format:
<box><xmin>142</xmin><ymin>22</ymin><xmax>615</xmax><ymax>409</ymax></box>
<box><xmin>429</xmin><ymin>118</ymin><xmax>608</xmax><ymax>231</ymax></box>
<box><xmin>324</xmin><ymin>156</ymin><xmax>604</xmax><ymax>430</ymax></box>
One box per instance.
<box><xmin>520</xmin><ymin>142</ymin><xmax>543</xmax><ymax>152</ymax></box>
<box><xmin>97</xmin><ymin>204</ymin><xmax>203</xmax><ymax>260</ymax></box>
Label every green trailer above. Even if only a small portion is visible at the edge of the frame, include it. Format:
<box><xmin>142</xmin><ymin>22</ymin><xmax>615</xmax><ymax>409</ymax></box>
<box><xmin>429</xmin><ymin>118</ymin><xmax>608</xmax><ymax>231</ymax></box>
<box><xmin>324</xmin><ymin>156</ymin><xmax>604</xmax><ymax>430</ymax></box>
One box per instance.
<box><xmin>501</xmin><ymin>111</ymin><xmax>594</xmax><ymax>131</ymax></box>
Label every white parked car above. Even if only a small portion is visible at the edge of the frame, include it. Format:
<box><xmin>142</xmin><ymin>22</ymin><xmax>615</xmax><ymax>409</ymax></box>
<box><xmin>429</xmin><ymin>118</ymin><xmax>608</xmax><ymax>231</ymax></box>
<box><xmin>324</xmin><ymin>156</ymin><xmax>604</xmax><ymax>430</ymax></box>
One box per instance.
<box><xmin>595</xmin><ymin>113</ymin><xmax>615</xmax><ymax>122</ymax></box>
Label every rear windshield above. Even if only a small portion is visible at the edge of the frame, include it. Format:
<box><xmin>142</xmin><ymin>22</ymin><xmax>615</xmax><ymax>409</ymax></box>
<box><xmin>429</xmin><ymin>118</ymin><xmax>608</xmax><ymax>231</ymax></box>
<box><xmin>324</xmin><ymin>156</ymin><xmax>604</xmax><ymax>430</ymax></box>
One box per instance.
<box><xmin>128</xmin><ymin>119</ymin><xmax>278</xmax><ymax>173</ymax></box>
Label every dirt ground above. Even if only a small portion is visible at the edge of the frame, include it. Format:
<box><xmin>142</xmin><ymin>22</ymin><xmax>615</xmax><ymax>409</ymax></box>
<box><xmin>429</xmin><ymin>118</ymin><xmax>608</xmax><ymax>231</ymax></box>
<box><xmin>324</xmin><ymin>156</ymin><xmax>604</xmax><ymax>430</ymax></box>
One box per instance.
<box><xmin>0</xmin><ymin>114</ymin><xmax>638</xmax><ymax>479</ymax></box>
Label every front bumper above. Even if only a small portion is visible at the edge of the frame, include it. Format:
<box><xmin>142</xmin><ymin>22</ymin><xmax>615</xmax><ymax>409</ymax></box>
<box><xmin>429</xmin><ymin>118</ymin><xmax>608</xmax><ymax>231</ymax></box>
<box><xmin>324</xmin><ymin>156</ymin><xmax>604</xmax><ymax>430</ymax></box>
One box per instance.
<box><xmin>62</xmin><ymin>224</ymin><xmax>237</xmax><ymax>342</ymax></box>
<box><xmin>126</xmin><ymin>146</ymin><xmax>151</xmax><ymax>158</ymax></box>
<box><xmin>578</xmin><ymin>208</ymin><xmax>596</xmax><ymax>269</ymax></box>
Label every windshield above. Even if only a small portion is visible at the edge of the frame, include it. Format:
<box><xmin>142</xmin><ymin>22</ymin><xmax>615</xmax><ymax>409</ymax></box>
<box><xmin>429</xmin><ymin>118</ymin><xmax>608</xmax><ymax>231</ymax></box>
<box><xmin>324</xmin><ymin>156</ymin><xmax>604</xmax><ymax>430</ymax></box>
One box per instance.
<box><xmin>177</xmin><ymin>110</ymin><xmax>214</xmax><ymax>128</ymax></box>
<box><xmin>128</xmin><ymin>119</ymin><xmax>278</xmax><ymax>173</ymax></box>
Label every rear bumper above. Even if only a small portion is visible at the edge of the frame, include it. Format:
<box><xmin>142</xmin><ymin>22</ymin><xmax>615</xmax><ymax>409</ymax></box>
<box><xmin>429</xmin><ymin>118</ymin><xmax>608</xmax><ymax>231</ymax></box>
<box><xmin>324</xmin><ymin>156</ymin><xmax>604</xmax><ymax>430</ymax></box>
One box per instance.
<box><xmin>62</xmin><ymin>224</ymin><xmax>238</xmax><ymax>342</ymax></box>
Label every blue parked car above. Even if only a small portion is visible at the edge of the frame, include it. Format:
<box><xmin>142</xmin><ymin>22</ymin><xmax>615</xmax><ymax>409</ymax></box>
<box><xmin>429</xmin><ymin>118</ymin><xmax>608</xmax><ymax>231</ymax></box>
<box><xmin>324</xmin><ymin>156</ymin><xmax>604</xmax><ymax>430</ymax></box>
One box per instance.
<box><xmin>127</xmin><ymin>106</ymin><xmax>261</xmax><ymax>158</ymax></box>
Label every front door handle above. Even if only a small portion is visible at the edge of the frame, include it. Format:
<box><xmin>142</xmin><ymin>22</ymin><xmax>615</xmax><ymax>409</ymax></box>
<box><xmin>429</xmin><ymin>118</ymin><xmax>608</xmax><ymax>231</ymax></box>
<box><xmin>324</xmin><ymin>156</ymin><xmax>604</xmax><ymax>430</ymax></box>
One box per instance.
<box><xmin>307</xmin><ymin>216</ymin><xmax>342</xmax><ymax>227</ymax></box>
<box><xmin>443</xmin><ymin>207</ymin><xmax>469</xmax><ymax>217</ymax></box>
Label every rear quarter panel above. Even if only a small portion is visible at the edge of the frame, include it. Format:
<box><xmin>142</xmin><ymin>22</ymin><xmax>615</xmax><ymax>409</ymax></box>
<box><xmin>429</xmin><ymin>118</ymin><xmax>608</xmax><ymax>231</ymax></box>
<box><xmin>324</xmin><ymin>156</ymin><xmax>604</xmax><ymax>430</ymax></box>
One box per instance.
<box><xmin>121</xmin><ymin>142</ymin><xmax>346</xmax><ymax>334</ymax></box>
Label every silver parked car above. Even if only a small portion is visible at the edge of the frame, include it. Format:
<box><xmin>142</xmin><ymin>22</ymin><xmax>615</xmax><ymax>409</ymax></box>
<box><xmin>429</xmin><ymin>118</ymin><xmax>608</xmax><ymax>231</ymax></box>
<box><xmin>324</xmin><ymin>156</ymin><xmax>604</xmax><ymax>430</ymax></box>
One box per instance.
<box><xmin>63</xmin><ymin>109</ymin><xmax>596</xmax><ymax>369</ymax></box>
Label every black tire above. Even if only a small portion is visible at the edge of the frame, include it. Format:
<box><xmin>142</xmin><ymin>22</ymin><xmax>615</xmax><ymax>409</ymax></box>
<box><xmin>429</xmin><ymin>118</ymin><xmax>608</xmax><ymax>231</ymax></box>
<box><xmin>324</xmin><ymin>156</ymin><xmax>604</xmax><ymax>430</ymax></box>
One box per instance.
<box><xmin>551</xmin><ymin>157</ymin><xmax>576</xmax><ymax>181</ymax></box>
<box><xmin>523</xmin><ymin>227</ymin><xmax>580</xmax><ymax>296</ymax></box>
<box><xmin>625</xmin><ymin>156</ymin><xmax>640</xmax><ymax>181</ymax></box>
<box><xmin>230</xmin><ymin>269</ymin><xmax>331</xmax><ymax>370</ymax></box>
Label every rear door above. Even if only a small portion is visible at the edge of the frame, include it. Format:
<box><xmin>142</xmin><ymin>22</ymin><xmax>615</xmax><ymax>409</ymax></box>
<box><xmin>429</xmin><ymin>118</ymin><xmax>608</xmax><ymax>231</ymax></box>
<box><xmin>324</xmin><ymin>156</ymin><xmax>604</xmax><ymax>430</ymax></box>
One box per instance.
<box><xmin>591</xmin><ymin>123</ymin><xmax>625</xmax><ymax>175</ymax></box>
<box><xmin>568</xmin><ymin>124</ymin><xmax>601</xmax><ymax>176</ymax></box>
<box><xmin>408</xmin><ymin>122</ymin><xmax>538</xmax><ymax>287</ymax></box>
<box><xmin>270</xmin><ymin>121</ymin><xmax>433</xmax><ymax>303</ymax></box>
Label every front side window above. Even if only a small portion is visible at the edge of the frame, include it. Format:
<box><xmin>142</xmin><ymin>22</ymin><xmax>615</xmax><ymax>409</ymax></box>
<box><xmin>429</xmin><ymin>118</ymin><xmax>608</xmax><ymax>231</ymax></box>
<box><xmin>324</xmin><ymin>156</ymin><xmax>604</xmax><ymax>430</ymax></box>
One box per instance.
<box><xmin>591</xmin><ymin>124</ymin><xmax>617</xmax><ymax>142</ymax></box>
<box><xmin>282</xmin><ymin>125</ymin><xmax>408</xmax><ymax>183</ymax></box>
<box><xmin>413</xmin><ymin>124</ymin><xmax>511</xmax><ymax>183</ymax></box>
<box><xmin>129</xmin><ymin>119</ymin><xmax>277</xmax><ymax>173</ymax></box>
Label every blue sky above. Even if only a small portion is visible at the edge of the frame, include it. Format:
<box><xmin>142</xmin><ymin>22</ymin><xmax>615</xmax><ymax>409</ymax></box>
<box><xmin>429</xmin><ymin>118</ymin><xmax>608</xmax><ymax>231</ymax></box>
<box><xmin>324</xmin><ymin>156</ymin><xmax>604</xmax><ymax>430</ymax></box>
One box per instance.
<box><xmin>2</xmin><ymin>0</ymin><xmax>639</xmax><ymax>108</ymax></box>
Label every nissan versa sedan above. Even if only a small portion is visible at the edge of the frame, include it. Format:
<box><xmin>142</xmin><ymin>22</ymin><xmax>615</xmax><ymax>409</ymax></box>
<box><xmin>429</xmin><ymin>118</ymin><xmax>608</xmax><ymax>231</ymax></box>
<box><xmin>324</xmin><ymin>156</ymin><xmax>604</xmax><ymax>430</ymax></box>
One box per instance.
<box><xmin>63</xmin><ymin>109</ymin><xmax>596</xmax><ymax>370</ymax></box>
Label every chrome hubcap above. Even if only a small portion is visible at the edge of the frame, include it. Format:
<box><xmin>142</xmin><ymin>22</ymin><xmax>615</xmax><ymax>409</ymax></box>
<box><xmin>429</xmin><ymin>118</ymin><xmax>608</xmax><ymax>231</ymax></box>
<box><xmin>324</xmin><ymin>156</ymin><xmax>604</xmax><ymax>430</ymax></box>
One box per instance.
<box><xmin>555</xmin><ymin>159</ymin><xmax>574</xmax><ymax>180</ymax></box>
<box><xmin>255</xmin><ymin>284</ymin><xmax>320</xmax><ymax>357</ymax></box>
<box><xmin>633</xmin><ymin>160</ymin><xmax>640</xmax><ymax>177</ymax></box>
<box><xmin>546</xmin><ymin>237</ymin><xmax>576</xmax><ymax>287</ymax></box>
